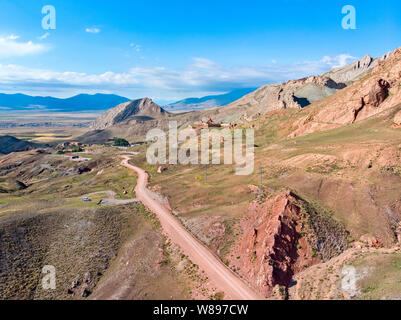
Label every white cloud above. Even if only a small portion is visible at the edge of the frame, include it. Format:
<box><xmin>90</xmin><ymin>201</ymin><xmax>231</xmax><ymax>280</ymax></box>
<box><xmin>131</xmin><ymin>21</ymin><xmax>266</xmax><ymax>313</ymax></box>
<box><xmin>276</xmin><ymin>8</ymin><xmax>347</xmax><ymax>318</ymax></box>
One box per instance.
<box><xmin>85</xmin><ymin>27</ymin><xmax>100</xmax><ymax>34</ymax></box>
<box><xmin>130</xmin><ymin>43</ymin><xmax>141</xmax><ymax>52</ymax></box>
<box><xmin>7</xmin><ymin>35</ymin><xmax>20</xmax><ymax>40</ymax></box>
<box><xmin>38</xmin><ymin>32</ymin><xmax>50</xmax><ymax>40</ymax></box>
<box><xmin>0</xmin><ymin>54</ymin><xmax>358</xmax><ymax>99</ymax></box>
<box><xmin>191</xmin><ymin>57</ymin><xmax>219</xmax><ymax>69</ymax></box>
<box><xmin>0</xmin><ymin>35</ymin><xmax>47</xmax><ymax>58</ymax></box>
<box><xmin>321</xmin><ymin>54</ymin><xmax>356</xmax><ymax>68</ymax></box>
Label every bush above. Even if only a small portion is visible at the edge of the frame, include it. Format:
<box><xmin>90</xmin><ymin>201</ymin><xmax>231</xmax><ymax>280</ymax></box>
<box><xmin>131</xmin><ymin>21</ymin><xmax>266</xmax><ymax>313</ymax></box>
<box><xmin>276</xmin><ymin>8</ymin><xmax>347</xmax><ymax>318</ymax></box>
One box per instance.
<box><xmin>113</xmin><ymin>138</ymin><xmax>130</xmax><ymax>147</ymax></box>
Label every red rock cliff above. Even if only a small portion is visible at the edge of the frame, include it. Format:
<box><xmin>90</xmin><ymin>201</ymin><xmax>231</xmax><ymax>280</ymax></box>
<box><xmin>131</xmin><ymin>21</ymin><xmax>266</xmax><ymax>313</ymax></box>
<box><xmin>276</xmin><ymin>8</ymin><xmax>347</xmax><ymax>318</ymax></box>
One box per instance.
<box><xmin>236</xmin><ymin>192</ymin><xmax>319</xmax><ymax>297</ymax></box>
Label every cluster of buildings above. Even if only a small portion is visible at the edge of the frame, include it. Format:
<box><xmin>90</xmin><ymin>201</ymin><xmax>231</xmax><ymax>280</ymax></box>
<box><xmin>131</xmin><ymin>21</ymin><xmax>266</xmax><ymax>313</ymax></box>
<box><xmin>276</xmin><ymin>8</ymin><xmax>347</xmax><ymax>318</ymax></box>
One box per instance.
<box><xmin>56</xmin><ymin>141</ymin><xmax>85</xmax><ymax>150</ymax></box>
<box><xmin>190</xmin><ymin>117</ymin><xmax>232</xmax><ymax>130</ymax></box>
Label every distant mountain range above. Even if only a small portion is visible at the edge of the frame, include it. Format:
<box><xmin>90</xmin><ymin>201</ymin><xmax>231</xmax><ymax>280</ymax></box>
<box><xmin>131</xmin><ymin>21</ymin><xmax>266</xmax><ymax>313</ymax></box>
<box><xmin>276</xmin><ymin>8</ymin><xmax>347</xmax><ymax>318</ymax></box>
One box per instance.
<box><xmin>0</xmin><ymin>93</ymin><xmax>131</xmax><ymax>112</ymax></box>
<box><xmin>164</xmin><ymin>88</ymin><xmax>257</xmax><ymax>112</ymax></box>
<box><xmin>0</xmin><ymin>90</ymin><xmax>256</xmax><ymax>113</ymax></box>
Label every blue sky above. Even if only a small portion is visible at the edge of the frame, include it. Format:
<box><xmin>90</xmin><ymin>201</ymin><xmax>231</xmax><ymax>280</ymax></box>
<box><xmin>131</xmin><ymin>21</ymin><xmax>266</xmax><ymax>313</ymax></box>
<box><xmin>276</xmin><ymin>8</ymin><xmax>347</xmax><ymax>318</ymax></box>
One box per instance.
<box><xmin>0</xmin><ymin>0</ymin><xmax>400</xmax><ymax>103</ymax></box>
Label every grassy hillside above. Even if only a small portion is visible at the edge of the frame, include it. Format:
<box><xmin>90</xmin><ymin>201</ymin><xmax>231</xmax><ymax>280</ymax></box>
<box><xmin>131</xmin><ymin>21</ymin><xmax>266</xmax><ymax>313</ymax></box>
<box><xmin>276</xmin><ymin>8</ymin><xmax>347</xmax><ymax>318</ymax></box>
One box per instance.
<box><xmin>0</xmin><ymin>135</ymin><xmax>40</xmax><ymax>154</ymax></box>
<box><xmin>0</xmin><ymin>149</ymin><xmax>195</xmax><ymax>300</ymax></box>
<box><xmin>126</xmin><ymin>102</ymin><xmax>401</xmax><ymax>299</ymax></box>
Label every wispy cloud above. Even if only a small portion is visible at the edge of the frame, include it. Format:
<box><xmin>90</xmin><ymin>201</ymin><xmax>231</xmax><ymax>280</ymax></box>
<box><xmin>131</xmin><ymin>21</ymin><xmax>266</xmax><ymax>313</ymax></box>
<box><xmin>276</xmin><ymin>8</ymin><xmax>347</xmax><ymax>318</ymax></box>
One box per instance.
<box><xmin>321</xmin><ymin>54</ymin><xmax>356</xmax><ymax>68</ymax></box>
<box><xmin>0</xmin><ymin>35</ymin><xmax>48</xmax><ymax>58</ymax></box>
<box><xmin>130</xmin><ymin>43</ymin><xmax>141</xmax><ymax>52</ymax></box>
<box><xmin>0</xmin><ymin>54</ymin><xmax>358</xmax><ymax>99</ymax></box>
<box><xmin>85</xmin><ymin>27</ymin><xmax>100</xmax><ymax>34</ymax></box>
<box><xmin>38</xmin><ymin>32</ymin><xmax>50</xmax><ymax>40</ymax></box>
<box><xmin>7</xmin><ymin>35</ymin><xmax>20</xmax><ymax>40</ymax></box>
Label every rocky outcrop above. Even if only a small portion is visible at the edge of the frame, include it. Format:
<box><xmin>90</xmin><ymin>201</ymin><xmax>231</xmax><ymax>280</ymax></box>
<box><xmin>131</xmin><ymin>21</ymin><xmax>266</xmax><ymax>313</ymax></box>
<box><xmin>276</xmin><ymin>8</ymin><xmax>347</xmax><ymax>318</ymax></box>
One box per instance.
<box><xmin>217</xmin><ymin>76</ymin><xmax>346</xmax><ymax>120</ymax></box>
<box><xmin>289</xmin><ymin>47</ymin><xmax>401</xmax><ymax>138</ymax></box>
<box><xmin>91</xmin><ymin>98</ymin><xmax>168</xmax><ymax>130</ymax></box>
<box><xmin>323</xmin><ymin>54</ymin><xmax>379</xmax><ymax>84</ymax></box>
<box><xmin>82</xmin><ymin>50</ymin><xmax>395</xmax><ymax>143</ymax></box>
<box><xmin>368</xmin><ymin>79</ymin><xmax>390</xmax><ymax>107</ymax></box>
<box><xmin>79</xmin><ymin>97</ymin><xmax>180</xmax><ymax>143</ymax></box>
<box><xmin>204</xmin><ymin>54</ymin><xmax>385</xmax><ymax>124</ymax></box>
<box><xmin>83</xmin><ymin>51</ymin><xmax>392</xmax><ymax>142</ymax></box>
<box><xmin>352</xmin><ymin>78</ymin><xmax>390</xmax><ymax>122</ymax></box>
<box><xmin>234</xmin><ymin>191</ymin><xmax>349</xmax><ymax>298</ymax></box>
<box><xmin>236</xmin><ymin>192</ymin><xmax>317</xmax><ymax>297</ymax></box>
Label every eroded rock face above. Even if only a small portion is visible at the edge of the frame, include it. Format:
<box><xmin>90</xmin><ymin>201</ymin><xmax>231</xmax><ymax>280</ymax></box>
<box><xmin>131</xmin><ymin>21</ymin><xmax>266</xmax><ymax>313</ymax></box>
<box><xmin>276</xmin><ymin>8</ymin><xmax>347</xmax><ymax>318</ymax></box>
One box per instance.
<box><xmin>222</xmin><ymin>76</ymin><xmax>346</xmax><ymax>120</ymax></box>
<box><xmin>368</xmin><ymin>79</ymin><xmax>390</xmax><ymax>108</ymax></box>
<box><xmin>234</xmin><ymin>191</ymin><xmax>349</xmax><ymax>298</ymax></box>
<box><xmin>213</xmin><ymin>54</ymin><xmax>383</xmax><ymax>124</ymax></box>
<box><xmin>323</xmin><ymin>54</ymin><xmax>378</xmax><ymax>84</ymax></box>
<box><xmin>289</xmin><ymin>47</ymin><xmax>401</xmax><ymax>137</ymax></box>
<box><xmin>237</xmin><ymin>192</ymin><xmax>318</xmax><ymax>297</ymax></box>
<box><xmin>353</xmin><ymin>78</ymin><xmax>390</xmax><ymax>122</ymax></box>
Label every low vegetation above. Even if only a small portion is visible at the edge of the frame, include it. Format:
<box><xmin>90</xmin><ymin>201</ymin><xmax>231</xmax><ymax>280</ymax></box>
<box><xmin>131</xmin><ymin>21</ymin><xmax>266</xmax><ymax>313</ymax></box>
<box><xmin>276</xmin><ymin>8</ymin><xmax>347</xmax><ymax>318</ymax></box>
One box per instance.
<box><xmin>0</xmin><ymin>148</ymin><xmax>191</xmax><ymax>300</ymax></box>
<box><xmin>113</xmin><ymin>137</ymin><xmax>130</xmax><ymax>147</ymax></box>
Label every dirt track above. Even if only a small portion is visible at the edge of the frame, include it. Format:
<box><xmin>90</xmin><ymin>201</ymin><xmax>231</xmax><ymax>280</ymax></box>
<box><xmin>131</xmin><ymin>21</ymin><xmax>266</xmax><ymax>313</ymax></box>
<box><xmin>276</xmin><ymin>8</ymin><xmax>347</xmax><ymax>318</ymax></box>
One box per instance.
<box><xmin>120</xmin><ymin>155</ymin><xmax>263</xmax><ymax>300</ymax></box>
<box><xmin>83</xmin><ymin>190</ymin><xmax>140</xmax><ymax>206</ymax></box>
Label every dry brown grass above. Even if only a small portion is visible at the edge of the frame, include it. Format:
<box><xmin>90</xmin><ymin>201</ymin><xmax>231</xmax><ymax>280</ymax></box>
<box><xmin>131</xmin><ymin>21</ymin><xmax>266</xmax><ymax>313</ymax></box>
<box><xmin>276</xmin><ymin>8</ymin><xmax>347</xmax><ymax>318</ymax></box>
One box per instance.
<box><xmin>0</xmin><ymin>149</ymin><xmax>192</xmax><ymax>300</ymax></box>
<box><xmin>127</xmin><ymin>105</ymin><xmax>401</xmax><ymax>271</ymax></box>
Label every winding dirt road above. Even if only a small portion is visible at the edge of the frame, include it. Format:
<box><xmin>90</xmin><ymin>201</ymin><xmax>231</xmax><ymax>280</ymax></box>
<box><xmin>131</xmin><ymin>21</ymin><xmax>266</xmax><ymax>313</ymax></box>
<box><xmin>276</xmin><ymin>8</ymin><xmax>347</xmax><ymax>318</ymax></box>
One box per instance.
<box><xmin>120</xmin><ymin>155</ymin><xmax>263</xmax><ymax>300</ymax></box>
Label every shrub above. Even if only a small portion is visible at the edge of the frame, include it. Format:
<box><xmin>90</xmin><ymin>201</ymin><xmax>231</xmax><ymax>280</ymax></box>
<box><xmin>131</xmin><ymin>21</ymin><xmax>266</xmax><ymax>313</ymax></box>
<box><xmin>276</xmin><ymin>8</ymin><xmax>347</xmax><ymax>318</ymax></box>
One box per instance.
<box><xmin>113</xmin><ymin>137</ymin><xmax>130</xmax><ymax>147</ymax></box>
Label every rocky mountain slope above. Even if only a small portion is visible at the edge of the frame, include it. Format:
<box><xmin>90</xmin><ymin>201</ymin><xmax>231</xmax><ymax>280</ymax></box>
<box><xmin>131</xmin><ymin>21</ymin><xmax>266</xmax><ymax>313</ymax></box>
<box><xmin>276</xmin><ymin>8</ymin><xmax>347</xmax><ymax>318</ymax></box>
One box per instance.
<box><xmin>91</xmin><ymin>98</ymin><xmax>168</xmax><ymax>130</ymax></box>
<box><xmin>80</xmin><ymin>52</ymin><xmax>390</xmax><ymax>144</ymax></box>
<box><xmin>204</xmin><ymin>54</ymin><xmax>390</xmax><ymax>124</ymax></box>
<box><xmin>322</xmin><ymin>54</ymin><xmax>382</xmax><ymax>84</ymax></box>
<box><xmin>288</xmin><ymin>48</ymin><xmax>400</xmax><ymax>137</ymax></box>
<box><xmin>81</xmin><ymin>97</ymin><xmax>208</xmax><ymax>144</ymax></box>
<box><xmin>214</xmin><ymin>76</ymin><xmax>345</xmax><ymax>120</ymax></box>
